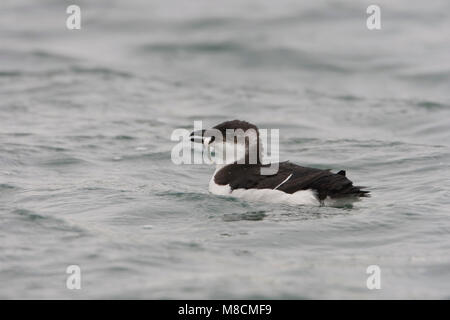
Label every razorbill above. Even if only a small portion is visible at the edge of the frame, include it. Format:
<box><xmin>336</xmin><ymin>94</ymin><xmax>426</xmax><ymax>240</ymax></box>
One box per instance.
<box><xmin>190</xmin><ymin>120</ymin><xmax>369</xmax><ymax>206</ymax></box>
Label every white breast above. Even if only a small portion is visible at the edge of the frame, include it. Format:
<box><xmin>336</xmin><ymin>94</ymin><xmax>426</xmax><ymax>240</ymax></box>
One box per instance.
<box><xmin>208</xmin><ymin>175</ymin><xmax>232</xmax><ymax>195</ymax></box>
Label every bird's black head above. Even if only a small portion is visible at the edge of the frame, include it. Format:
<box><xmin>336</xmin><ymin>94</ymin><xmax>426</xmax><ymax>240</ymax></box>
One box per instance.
<box><xmin>212</xmin><ymin>120</ymin><xmax>259</xmax><ymax>137</ymax></box>
<box><xmin>190</xmin><ymin>120</ymin><xmax>259</xmax><ymax>143</ymax></box>
<box><xmin>190</xmin><ymin>120</ymin><xmax>262</xmax><ymax>164</ymax></box>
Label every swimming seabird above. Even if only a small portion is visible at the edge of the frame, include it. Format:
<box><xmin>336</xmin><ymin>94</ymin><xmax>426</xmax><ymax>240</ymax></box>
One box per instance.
<box><xmin>190</xmin><ymin>120</ymin><xmax>369</xmax><ymax>206</ymax></box>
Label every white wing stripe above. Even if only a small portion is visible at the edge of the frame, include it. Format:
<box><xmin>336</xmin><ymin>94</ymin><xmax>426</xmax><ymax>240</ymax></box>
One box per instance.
<box><xmin>273</xmin><ymin>173</ymin><xmax>293</xmax><ymax>190</ymax></box>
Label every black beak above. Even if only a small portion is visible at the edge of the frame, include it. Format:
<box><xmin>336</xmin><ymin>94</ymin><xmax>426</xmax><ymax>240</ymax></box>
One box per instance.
<box><xmin>190</xmin><ymin>129</ymin><xmax>216</xmax><ymax>144</ymax></box>
<box><xmin>190</xmin><ymin>129</ymin><xmax>206</xmax><ymax>143</ymax></box>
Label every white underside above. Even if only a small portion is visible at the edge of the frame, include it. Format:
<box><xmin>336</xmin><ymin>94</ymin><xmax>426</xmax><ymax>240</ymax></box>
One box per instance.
<box><xmin>208</xmin><ymin>175</ymin><xmax>321</xmax><ymax>206</ymax></box>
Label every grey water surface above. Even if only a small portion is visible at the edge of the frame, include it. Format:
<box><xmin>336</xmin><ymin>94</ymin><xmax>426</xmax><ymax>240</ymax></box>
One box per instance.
<box><xmin>1</xmin><ymin>0</ymin><xmax>449</xmax><ymax>299</ymax></box>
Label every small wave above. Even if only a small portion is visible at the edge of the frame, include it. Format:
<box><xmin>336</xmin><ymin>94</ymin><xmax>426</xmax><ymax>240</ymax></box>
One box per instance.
<box><xmin>112</xmin><ymin>151</ymin><xmax>170</xmax><ymax>162</ymax></box>
<box><xmin>415</xmin><ymin>100</ymin><xmax>448</xmax><ymax>110</ymax></box>
<box><xmin>139</xmin><ymin>41</ymin><xmax>244</xmax><ymax>54</ymax></box>
<box><xmin>69</xmin><ymin>66</ymin><xmax>134</xmax><ymax>78</ymax></box>
<box><xmin>178</xmin><ymin>17</ymin><xmax>242</xmax><ymax>30</ymax></box>
<box><xmin>137</xmin><ymin>42</ymin><xmax>350</xmax><ymax>72</ymax></box>
<box><xmin>31</xmin><ymin>50</ymin><xmax>78</xmax><ymax>62</ymax></box>
<box><xmin>40</xmin><ymin>156</ymin><xmax>86</xmax><ymax>167</ymax></box>
<box><xmin>114</xmin><ymin>135</ymin><xmax>135</xmax><ymax>140</ymax></box>
<box><xmin>11</xmin><ymin>208</ymin><xmax>87</xmax><ymax>236</ymax></box>
<box><xmin>398</xmin><ymin>69</ymin><xmax>450</xmax><ymax>84</ymax></box>
<box><xmin>0</xmin><ymin>71</ymin><xmax>22</xmax><ymax>77</ymax></box>
<box><xmin>67</xmin><ymin>134</ymin><xmax>137</xmax><ymax>142</ymax></box>
<box><xmin>13</xmin><ymin>209</ymin><xmax>46</xmax><ymax>221</ymax></box>
<box><xmin>2</xmin><ymin>132</ymin><xmax>33</xmax><ymax>137</ymax></box>
<box><xmin>334</xmin><ymin>94</ymin><xmax>365</xmax><ymax>102</ymax></box>
<box><xmin>0</xmin><ymin>48</ymin><xmax>76</xmax><ymax>63</ymax></box>
<box><xmin>0</xmin><ymin>183</ymin><xmax>17</xmax><ymax>191</ymax></box>
<box><xmin>157</xmin><ymin>191</ymin><xmax>210</xmax><ymax>201</ymax></box>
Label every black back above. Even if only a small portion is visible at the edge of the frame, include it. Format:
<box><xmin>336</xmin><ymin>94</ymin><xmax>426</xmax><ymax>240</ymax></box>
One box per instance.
<box><xmin>214</xmin><ymin>161</ymin><xmax>369</xmax><ymax>200</ymax></box>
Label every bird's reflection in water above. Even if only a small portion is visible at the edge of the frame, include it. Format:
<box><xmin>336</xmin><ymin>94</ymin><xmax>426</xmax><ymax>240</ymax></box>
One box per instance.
<box><xmin>222</xmin><ymin>211</ymin><xmax>267</xmax><ymax>222</ymax></box>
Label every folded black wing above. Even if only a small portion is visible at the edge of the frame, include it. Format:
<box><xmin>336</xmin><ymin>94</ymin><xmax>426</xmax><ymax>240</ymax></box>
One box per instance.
<box><xmin>214</xmin><ymin>162</ymin><xmax>369</xmax><ymax>200</ymax></box>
